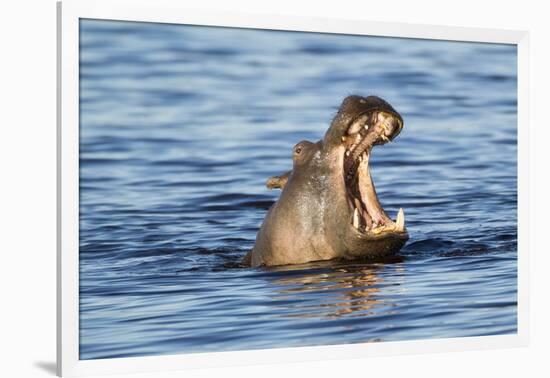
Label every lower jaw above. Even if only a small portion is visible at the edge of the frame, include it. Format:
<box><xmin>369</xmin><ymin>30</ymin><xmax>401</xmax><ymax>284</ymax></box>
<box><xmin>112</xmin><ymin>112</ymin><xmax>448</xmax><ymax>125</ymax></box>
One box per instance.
<box><xmin>343</xmin><ymin>230</ymin><xmax>409</xmax><ymax>261</ymax></box>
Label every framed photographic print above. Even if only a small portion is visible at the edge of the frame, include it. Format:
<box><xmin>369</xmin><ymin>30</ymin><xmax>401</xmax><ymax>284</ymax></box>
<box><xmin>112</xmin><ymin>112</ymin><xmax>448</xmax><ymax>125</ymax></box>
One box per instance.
<box><xmin>57</xmin><ymin>0</ymin><xmax>529</xmax><ymax>376</ymax></box>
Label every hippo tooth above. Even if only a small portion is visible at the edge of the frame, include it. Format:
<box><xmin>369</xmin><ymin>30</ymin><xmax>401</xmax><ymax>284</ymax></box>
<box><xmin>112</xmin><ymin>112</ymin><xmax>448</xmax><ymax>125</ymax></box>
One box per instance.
<box><xmin>372</xmin><ymin>226</ymin><xmax>384</xmax><ymax>235</ymax></box>
<box><xmin>364</xmin><ymin>124</ymin><xmax>369</xmax><ymax>130</ymax></box>
<box><xmin>396</xmin><ymin>208</ymin><xmax>405</xmax><ymax>231</ymax></box>
<box><xmin>353</xmin><ymin>208</ymin><xmax>360</xmax><ymax>228</ymax></box>
<box><xmin>342</xmin><ymin>136</ymin><xmax>347</xmax><ymax>142</ymax></box>
<box><xmin>345</xmin><ymin>150</ymin><xmax>351</xmax><ymax>157</ymax></box>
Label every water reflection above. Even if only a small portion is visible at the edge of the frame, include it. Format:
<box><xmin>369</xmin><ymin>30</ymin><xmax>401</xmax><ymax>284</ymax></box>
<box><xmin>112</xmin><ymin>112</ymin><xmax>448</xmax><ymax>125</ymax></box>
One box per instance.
<box><xmin>269</xmin><ymin>259</ymin><xmax>405</xmax><ymax>319</ymax></box>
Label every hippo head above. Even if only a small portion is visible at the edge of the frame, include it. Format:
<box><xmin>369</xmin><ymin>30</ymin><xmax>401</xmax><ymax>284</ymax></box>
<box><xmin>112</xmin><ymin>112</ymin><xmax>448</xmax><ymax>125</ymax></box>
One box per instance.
<box><xmin>248</xmin><ymin>95</ymin><xmax>408</xmax><ymax>267</ymax></box>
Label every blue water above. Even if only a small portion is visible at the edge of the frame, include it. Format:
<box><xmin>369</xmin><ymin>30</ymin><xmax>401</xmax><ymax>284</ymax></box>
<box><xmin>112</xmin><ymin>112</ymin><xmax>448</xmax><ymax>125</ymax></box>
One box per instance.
<box><xmin>79</xmin><ymin>19</ymin><xmax>518</xmax><ymax>360</ymax></box>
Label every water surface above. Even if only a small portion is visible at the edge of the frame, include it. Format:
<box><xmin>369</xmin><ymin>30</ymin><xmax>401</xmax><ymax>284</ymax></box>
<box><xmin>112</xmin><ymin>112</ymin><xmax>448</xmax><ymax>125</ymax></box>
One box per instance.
<box><xmin>79</xmin><ymin>19</ymin><xmax>517</xmax><ymax>359</ymax></box>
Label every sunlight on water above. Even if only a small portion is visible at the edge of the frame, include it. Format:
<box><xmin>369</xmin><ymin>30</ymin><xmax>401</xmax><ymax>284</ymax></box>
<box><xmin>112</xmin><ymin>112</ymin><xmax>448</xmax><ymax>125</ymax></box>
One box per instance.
<box><xmin>79</xmin><ymin>19</ymin><xmax>517</xmax><ymax>359</ymax></box>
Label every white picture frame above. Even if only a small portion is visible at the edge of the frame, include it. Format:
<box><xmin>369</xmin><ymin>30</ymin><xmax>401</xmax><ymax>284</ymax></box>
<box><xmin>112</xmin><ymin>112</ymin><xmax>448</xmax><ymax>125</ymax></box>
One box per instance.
<box><xmin>57</xmin><ymin>0</ymin><xmax>529</xmax><ymax>376</ymax></box>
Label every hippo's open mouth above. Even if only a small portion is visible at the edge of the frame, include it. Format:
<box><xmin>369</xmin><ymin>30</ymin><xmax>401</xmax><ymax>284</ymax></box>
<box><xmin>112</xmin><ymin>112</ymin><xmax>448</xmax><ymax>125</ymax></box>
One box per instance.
<box><xmin>342</xmin><ymin>110</ymin><xmax>406</xmax><ymax>235</ymax></box>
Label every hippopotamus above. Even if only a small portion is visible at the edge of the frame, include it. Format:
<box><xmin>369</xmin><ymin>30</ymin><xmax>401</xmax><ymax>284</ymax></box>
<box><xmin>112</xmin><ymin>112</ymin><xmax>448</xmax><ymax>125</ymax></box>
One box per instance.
<box><xmin>243</xmin><ymin>95</ymin><xmax>408</xmax><ymax>267</ymax></box>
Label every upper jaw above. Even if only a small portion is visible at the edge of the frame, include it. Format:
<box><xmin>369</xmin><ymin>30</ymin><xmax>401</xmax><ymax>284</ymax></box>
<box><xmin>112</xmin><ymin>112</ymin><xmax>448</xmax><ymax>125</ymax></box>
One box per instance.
<box><xmin>324</xmin><ymin>95</ymin><xmax>404</xmax><ymax>148</ymax></box>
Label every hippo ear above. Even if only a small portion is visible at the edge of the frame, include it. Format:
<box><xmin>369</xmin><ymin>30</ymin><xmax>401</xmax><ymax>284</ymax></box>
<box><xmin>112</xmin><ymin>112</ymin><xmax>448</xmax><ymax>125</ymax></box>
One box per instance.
<box><xmin>266</xmin><ymin>170</ymin><xmax>291</xmax><ymax>190</ymax></box>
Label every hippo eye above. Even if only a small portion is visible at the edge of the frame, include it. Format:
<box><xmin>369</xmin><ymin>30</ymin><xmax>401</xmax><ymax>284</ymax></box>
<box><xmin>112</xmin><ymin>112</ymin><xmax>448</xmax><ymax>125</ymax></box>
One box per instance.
<box><xmin>294</xmin><ymin>145</ymin><xmax>303</xmax><ymax>155</ymax></box>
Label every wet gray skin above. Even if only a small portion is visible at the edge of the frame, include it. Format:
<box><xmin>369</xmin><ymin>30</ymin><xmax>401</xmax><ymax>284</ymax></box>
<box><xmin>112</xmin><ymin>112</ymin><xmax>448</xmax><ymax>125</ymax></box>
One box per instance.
<box><xmin>244</xmin><ymin>95</ymin><xmax>409</xmax><ymax>267</ymax></box>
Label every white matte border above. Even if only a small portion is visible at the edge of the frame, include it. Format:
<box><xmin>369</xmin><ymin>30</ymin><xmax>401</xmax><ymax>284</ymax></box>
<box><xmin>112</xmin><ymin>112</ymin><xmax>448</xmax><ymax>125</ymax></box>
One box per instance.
<box><xmin>57</xmin><ymin>0</ymin><xmax>529</xmax><ymax>376</ymax></box>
